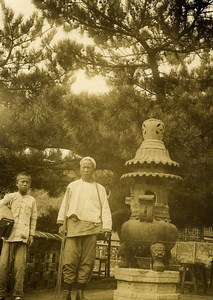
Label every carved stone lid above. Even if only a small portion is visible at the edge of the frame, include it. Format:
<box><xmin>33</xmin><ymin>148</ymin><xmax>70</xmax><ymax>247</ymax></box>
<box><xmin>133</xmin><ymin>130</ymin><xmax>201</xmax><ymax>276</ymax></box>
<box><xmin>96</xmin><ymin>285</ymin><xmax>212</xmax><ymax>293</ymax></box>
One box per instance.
<box><xmin>125</xmin><ymin>118</ymin><xmax>179</xmax><ymax>167</ymax></box>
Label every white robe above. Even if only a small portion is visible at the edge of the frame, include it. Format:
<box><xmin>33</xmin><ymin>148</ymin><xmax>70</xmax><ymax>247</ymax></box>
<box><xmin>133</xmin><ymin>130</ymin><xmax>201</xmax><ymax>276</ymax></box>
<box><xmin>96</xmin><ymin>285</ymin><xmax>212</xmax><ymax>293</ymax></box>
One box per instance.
<box><xmin>57</xmin><ymin>178</ymin><xmax>112</xmax><ymax>232</ymax></box>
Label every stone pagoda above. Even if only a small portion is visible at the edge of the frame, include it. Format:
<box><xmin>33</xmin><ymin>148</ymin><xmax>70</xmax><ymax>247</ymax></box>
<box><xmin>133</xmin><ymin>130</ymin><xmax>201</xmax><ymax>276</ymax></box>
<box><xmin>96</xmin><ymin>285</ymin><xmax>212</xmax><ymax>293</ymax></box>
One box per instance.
<box><xmin>114</xmin><ymin>118</ymin><xmax>182</xmax><ymax>300</ymax></box>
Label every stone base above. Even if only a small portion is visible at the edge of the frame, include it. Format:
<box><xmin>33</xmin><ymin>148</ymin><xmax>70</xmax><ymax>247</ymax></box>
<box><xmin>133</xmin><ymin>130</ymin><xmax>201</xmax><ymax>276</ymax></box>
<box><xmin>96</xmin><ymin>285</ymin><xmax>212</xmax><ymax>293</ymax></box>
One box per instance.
<box><xmin>114</xmin><ymin>268</ymin><xmax>180</xmax><ymax>300</ymax></box>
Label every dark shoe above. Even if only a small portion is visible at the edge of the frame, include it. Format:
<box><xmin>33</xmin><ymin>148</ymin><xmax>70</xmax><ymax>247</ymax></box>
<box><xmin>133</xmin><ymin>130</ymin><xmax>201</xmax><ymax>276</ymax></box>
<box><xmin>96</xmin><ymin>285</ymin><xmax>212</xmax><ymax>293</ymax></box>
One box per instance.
<box><xmin>60</xmin><ymin>290</ymin><xmax>71</xmax><ymax>300</ymax></box>
<box><xmin>76</xmin><ymin>290</ymin><xmax>87</xmax><ymax>300</ymax></box>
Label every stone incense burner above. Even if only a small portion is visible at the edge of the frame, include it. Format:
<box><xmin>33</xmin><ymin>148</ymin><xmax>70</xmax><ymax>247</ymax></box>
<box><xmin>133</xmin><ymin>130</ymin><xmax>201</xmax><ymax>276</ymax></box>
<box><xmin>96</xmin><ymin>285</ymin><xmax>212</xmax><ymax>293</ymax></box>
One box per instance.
<box><xmin>119</xmin><ymin>118</ymin><xmax>182</xmax><ymax>271</ymax></box>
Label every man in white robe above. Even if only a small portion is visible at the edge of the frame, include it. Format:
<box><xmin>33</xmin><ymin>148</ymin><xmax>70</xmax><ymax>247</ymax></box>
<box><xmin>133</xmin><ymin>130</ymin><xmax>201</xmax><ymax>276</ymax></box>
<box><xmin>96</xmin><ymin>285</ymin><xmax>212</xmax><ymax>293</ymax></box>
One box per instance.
<box><xmin>57</xmin><ymin>157</ymin><xmax>112</xmax><ymax>300</ymax></box>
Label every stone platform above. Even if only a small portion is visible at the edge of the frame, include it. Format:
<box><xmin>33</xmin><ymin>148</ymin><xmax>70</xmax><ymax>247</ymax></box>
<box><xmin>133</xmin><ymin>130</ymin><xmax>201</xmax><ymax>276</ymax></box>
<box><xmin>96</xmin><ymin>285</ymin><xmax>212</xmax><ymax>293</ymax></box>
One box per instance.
<box><xmin>114</xmin><ymin>268</ymin><xmax>180</xmax><ymax>300</ymax></box>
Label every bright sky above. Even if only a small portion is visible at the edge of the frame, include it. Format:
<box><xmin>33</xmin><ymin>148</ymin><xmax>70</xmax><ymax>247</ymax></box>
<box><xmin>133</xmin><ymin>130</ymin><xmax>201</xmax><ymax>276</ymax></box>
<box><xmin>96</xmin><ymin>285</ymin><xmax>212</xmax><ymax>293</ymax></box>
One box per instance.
<box><xmin>71</xmin><ymin>70</ymin><xmax>109</xmax><ymax>94</ymax></box>
<box><xmin>4</xmin><ymin>0</ymin><xmax>35</xmax><ymax>17</ymax></box>
<box><xmin>3</xmin><ymin>0</ymin><xmax>109</xmax><ymax>94</ymax></box>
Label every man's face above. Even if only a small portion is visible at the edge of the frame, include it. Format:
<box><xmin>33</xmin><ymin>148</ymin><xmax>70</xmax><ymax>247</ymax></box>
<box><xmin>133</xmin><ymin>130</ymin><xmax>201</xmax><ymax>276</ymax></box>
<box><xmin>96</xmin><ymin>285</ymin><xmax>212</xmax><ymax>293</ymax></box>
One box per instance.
<box><xmin>80</xmin><ymin>160</ymin><xmax>94</xmax><ymax>181</ymax></box>
<box><xmin>16</xmin><ymin>176</ymin><xmax>31</xmax><ymax>195</ymax></box>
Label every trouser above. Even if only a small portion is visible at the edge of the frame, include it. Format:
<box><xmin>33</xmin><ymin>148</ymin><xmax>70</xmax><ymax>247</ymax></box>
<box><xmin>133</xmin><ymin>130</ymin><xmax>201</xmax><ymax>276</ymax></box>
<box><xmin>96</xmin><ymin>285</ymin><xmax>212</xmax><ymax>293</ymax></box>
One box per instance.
<box><xmin>62</xmin><ymin>234</ymin><xmax>97</xmax><ymax>288</ymax></box>
<box><xmin>0</xmin><ymin>241</ymin><xmax>27</xmax><ymax>297</ymax></box>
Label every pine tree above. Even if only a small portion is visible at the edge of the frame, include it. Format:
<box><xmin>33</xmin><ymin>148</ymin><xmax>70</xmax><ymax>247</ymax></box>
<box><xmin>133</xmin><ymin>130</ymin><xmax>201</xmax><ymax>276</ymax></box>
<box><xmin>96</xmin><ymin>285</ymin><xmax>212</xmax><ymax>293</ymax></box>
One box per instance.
<box><xmin>33</xmin><ymin>0</ymin><xmax>213</xmax><ymax>103</ymax></box>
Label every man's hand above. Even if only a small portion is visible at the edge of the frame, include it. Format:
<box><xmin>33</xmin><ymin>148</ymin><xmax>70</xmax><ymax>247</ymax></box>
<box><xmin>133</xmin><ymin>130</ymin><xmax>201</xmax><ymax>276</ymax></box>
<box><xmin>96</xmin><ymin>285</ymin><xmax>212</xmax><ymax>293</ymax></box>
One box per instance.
<box><xmin>103</xmin><ymin>231</ymin><xmax>111</xmax><ymax>241</ymax></box>
<box><xmin>58</xmin><ymin>225</ymin><xmax>65</xmax><ymax>237</ymax></box>
<box><xmin>28</xmin><ymin>235</ymin><xmax>34</xmax><ymax>246</ymax></box>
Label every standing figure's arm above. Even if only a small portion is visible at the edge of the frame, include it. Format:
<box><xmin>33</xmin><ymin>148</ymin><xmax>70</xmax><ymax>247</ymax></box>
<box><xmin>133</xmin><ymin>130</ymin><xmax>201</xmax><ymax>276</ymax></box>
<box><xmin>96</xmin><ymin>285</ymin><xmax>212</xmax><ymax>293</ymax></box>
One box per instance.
<box><xmin>28</xmin><ymin>199</ymin><xmax>37</xmax><ymax>245</ymax></box>
<box><xmin>57</xmin><ymin>188</ymin><xmax>70</xmax><ymax>225</ymax></box>
<box><xmin>100</xmin><ymin>187</ymin><xmax>112</xmax><ymax>232</ymax></box>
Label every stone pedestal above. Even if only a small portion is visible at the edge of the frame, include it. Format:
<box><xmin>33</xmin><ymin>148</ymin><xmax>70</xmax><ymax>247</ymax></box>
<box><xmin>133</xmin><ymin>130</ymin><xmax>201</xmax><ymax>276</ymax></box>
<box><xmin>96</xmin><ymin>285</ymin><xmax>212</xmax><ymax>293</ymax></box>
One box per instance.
<box><xmin>114</xmin><ymin>268</ymin><xmax>180</xmax><ymax>300</ymax></box>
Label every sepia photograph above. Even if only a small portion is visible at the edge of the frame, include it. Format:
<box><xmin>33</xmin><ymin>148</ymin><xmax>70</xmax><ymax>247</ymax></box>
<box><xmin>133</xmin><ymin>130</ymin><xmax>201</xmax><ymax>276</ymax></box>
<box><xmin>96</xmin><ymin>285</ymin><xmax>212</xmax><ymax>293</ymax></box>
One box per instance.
<box><xmin>0</xmin><ymin>1</ymin><xmax>212</xmax><ymax>299</ymax></box>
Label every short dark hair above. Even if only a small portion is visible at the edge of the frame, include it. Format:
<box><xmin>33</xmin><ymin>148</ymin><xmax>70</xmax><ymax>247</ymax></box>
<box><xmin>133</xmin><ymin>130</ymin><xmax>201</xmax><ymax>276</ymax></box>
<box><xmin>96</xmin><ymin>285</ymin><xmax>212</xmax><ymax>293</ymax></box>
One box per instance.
<box><xmin>16</xmin><ymin>172</ymin><xmax>31</xmax><ymax>182</ymax></box>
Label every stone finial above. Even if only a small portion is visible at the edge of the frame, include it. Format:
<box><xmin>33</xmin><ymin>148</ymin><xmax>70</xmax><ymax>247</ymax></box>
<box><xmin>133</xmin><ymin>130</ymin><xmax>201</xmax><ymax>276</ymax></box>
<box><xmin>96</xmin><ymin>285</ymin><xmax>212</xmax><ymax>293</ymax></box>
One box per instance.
<box><xmin>142</xmin><ymin>118</ymin><xmax>165</xmax><ymax>141</ymax></box>
<box><xmin>124</xmin><ymin>118</ymin><xmax>180</xmax><ymax>168</ymax></box>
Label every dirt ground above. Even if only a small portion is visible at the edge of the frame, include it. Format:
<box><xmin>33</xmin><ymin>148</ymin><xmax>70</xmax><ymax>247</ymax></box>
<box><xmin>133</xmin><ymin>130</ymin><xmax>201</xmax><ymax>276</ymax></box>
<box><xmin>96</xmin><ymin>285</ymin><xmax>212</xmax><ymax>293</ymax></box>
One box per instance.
<box><xmin>23</xmin><ymin>287</ymin><xmax>213</xmax><ymax>300</ymax></box>
<box><xmin>26</xmin><ymin>277</ymin><xmax>213</xmax><ymax>300</ymax></box>
<box><xmin>5</xmin><ymin>277</ymin><xmax>213</xmax><ymax>299</ymax></box>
